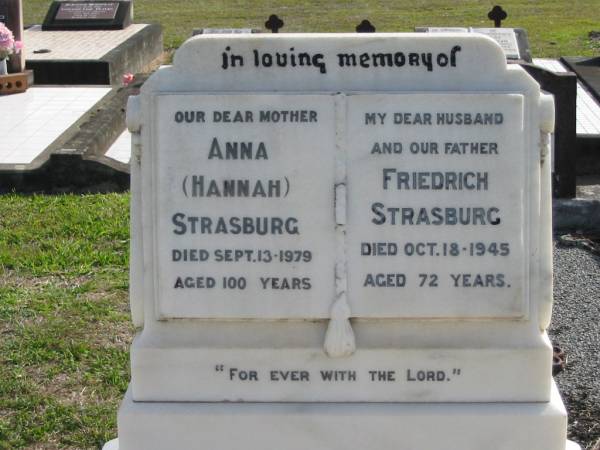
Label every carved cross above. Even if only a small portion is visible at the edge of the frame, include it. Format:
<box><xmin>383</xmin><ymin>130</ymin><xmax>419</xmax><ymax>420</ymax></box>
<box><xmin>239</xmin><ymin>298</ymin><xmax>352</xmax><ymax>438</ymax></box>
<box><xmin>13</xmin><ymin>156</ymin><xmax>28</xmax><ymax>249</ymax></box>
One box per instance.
<box><xmin>488</xmin><ymin>5</ymin><xmax>507</xmax><ymax>28</ymax></box>
<box><xmin>265</xmin><ymin>14</ymin><xmax>284</xmax><ymax>33</ymax></box>
<box><xmin>356</xmin><ymin>19</ymin><xmax>376</xmax><ymax>33</ymax></box>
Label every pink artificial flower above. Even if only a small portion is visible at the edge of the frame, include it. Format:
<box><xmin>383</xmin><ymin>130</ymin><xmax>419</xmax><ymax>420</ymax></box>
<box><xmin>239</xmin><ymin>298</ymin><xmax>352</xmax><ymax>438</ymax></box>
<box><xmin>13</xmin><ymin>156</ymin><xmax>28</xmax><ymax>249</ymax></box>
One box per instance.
<box><xmin>0</xmin><ymin>23</ymin><xmax>14</xmax><ymax>49</ymax></box>
<box><xmin>14</xmin><ymin>41</ymin><xmax>23</xmax><ymax>53</ymax></box>
<box><xmin>0</xmin><ymin>23</ymin><xmax>16</xmax><ymax>59</ymax></box>
<box><xmin>122</xmin><ymin>73</ymin><xmax>135</xmax><ymax>86</ymax></box>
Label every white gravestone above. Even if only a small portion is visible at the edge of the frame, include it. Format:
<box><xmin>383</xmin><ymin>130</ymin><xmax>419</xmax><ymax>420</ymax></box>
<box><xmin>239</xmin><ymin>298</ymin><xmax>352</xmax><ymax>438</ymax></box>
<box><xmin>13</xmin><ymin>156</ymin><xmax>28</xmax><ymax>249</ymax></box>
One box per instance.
<box><xmin>105</xmin><ymin>33</ymin><xmax>578</xmax><ymax>450</ymax></box>
<box><xmin>421</xmin><ymin>27</ymin><xmax>521</xmax><ymax>60</ymax></box>
<box><xmin>472</xmin><ymin>28</ymin><xmax>521</xmax><ymax>59</ymax></box>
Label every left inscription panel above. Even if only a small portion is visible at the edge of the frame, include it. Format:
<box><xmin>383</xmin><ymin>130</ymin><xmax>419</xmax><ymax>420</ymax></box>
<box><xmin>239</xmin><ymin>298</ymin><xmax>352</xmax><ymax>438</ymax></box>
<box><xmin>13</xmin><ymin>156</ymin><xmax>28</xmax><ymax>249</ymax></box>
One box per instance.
<box><xmin>153</xmin><ymin>94</ymin><xmax>337</xmax><ymax>319</ymax></box>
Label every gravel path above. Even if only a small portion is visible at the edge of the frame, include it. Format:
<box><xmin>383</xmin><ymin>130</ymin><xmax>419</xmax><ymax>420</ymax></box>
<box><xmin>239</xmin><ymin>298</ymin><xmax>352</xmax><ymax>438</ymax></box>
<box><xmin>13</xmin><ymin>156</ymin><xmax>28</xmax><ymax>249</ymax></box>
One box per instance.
<box><xmin>551</xmin><ymin>242</ymin><xmax>600</xmax><ymax>450</ymax></box>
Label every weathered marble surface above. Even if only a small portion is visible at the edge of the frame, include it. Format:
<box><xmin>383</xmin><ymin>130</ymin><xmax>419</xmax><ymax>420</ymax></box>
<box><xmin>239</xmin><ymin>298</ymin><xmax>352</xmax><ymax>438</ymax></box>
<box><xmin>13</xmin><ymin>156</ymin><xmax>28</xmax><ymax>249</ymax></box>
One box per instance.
<box><xmin>107</xmin><ymin>32</ymin><xmax>576</xmax><ymax>450</ymax></box>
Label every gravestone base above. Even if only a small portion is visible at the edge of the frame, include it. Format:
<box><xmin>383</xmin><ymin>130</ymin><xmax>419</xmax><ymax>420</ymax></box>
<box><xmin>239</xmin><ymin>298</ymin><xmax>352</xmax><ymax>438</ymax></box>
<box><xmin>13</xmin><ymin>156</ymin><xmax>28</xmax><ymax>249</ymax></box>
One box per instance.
<box><xmin>129</xmin><ymin>341</ymin><xmax>553</xmax><ymax>402</ymax></box>
<box><xmin>107</xmin><ymin>382</ymin><xmax>578</xmax><ymax>450</ymax></box>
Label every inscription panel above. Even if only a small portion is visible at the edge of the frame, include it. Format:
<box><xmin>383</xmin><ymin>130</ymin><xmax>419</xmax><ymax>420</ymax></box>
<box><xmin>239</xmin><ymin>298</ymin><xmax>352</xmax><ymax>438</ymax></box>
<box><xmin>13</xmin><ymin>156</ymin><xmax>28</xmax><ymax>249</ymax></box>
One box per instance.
<box><xmin>346</xmin><ymin>93</ymin><xmax>527</xmax><ymax>318</ymax></box>
<box><xmin>55</xmin><ymin>2</ymin><xmax>118</xmax><ymax>20</ymax></box>
<box><xmin>154</xmin><ymin>94</ymin><xmax>337</xmax><ymax>319</ymax></box>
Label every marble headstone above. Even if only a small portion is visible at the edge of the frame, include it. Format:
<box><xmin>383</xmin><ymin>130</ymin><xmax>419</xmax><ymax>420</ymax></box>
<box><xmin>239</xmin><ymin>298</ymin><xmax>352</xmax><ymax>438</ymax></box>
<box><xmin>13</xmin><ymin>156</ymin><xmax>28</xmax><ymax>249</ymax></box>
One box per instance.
<box><xmin>105</xmin><ymin>33</ymin><xmax>578</xmax><ymax>450</ymax></box>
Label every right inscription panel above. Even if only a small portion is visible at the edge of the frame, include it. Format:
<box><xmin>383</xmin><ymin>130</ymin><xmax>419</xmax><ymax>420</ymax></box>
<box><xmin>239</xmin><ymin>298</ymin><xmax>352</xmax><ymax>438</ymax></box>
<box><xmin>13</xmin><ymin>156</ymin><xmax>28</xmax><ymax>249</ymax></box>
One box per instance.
<box><xmin>346</xmin><ymin>94</ymin><xmax>527</xmax><ymax>319</ymax></box>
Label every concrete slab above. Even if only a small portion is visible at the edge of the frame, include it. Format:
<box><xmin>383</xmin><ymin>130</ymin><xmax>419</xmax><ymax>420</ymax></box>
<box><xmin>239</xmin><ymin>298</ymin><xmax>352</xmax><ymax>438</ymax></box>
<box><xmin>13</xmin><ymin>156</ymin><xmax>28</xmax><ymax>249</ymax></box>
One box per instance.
<box><xmin>25</xmin><ymin>24</ymin><xmax>148</xmax><ymax>60</ymax></box>
<box><xmin>24</xmin><ymin>23</ymin><xmax>162</xmax><ymax>85</ymax></box>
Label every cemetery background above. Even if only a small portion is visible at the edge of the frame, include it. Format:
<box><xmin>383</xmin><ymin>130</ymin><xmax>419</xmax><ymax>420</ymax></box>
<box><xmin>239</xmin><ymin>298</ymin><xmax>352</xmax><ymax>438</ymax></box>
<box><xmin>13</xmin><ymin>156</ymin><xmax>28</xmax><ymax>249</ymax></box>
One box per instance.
<box><xmin>0</xmin><ymin>1</ymin><xmax>598</xmax><ymax>449</ymax></box>
<box><xmin>22</xmin><ymin>0</ymin><xmax>600</xmax><ymax>56</ymax></box>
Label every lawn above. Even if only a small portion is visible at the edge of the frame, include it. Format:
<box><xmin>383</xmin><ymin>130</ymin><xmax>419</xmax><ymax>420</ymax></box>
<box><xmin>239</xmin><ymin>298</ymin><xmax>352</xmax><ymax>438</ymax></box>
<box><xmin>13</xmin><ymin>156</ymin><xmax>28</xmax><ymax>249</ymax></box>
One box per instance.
<box><xmin>2</xmin><ymin>1</ymin><xmax>599</xmax><ymax>449</ymax></box>
<box><xmin>0</xmin><ymin>194</ymin><xmax>131</xmax><ymax>449</ymax></box>
<box><xmin>22</xmin><ymin>0</ymin><xmax>600</xmax><ymax>56</ymax></box>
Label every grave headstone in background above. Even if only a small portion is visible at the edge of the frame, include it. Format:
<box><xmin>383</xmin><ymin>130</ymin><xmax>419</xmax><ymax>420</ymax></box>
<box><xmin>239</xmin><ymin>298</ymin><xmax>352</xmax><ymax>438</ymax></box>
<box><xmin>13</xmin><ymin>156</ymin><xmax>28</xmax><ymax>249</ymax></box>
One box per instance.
<box><xmin>0</xmin><ymin>0</ymin><xmax>24</xmax><ymax>73</ymax></box>
<box><xmin>105</xmin><ymin>33</ymin><xmax>577</xmax><ymax>450</ymax></box>
<box><xmin>192</xmin><ymin>28</ymin><xmax>259</xmax><ymax>36</ymax></box>
<box><xmin>42</xmin><ymin>1</ymin><xmax>132</xmax><ymax>31</ymax></box>
<box><xmin>27</xmin><ymin>0</ymin><xmax>158</xmax><ymax>85</ymax></box>
<box><xmin>415</xmin><ymin>26</ymin><xmax>532</xmax><ymax>62</ymax></box>
<box><xmin>472</xmin><ymin>27</ymin><xmax>520</xmax><ymax>59</ymax></box>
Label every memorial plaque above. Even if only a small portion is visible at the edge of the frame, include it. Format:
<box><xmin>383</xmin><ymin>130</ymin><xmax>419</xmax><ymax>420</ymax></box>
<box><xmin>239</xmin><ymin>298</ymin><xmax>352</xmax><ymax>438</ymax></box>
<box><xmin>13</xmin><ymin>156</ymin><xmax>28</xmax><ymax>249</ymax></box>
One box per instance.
<box><xmin>55</xmin><ymin>2</ymin><xmax>118</xmax><ymax>20</ymax></box>
<box><xmin>105</xmin><ymin>33</ymin><xmax>578</xmax><ymax>450</ymax></box>
<box><xmin>346</xmin><ymin>93</ymin><xmax>527</xmax><ymax>318</ymax></box>
<box><xmin>42</xmin><ymin>1</ymin><xmax>131</xmax><ymax>30</ymax></box>
<box><xmin>154</xmin><ymin>94</ymin><xmax>337</xmax><ymax>319</ymax></box>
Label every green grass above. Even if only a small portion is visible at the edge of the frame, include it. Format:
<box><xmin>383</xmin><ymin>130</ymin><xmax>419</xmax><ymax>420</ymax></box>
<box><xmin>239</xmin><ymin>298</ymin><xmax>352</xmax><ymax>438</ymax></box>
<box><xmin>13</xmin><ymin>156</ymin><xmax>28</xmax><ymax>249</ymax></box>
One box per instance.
<box><xmin>22</xmin><ymin>0</ymin><xmax>600</xmax><ymax>56</ymax></box>
<box><xmin>0</xmin><ymin>194</ymin><xmax>131</xmax><ymax>450</ymax></box>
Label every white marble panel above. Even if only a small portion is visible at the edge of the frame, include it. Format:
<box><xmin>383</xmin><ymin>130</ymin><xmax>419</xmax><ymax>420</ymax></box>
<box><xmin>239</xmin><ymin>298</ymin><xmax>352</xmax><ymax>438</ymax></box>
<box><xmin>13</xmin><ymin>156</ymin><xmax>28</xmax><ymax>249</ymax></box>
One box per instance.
<box><xmin>153</xmin><ymin>94</ymin><xmax>337</xmax><ymax>319</ymax></box>
<box><xmin>346</xmin><ymin>93</ymin><xmax>527</xmax><ymax>319</ymax></box>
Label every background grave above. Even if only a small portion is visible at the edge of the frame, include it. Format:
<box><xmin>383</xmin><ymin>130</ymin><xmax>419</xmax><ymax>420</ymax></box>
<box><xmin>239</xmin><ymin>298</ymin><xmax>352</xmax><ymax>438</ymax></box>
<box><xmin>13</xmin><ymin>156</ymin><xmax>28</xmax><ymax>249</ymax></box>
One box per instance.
<box><xmin>24</xmin><ymin>23</ymin><xmax>162</xmax><ymax>85</ymax></box>
<box><xmin>42</xmin><ymin>1</ymin><xmax>132</xmax><ymax>31</ymax></box>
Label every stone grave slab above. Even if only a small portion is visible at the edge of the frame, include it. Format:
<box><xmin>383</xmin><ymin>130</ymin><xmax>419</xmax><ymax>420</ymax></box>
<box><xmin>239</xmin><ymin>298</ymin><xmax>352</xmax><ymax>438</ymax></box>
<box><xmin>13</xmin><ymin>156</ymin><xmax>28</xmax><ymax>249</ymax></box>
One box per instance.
<box><xmin>0</xmin><ymin>86</ymin><xmax>111</xmax><ymax>165</ymax></box>
<box><xmin>24</xmin><ymin>23</ymin><xmax>162</xmax><ymax>85</ymax></box>
<box><xmin>560</xmin><ymin>57</ymin><xmax>600</xmax><ymax>177</ymax></box>
<box><xmin>533</xmin><ymin>58</ymin><xmax>600</xmax><ymax>136</ymax></box>
<box><xmin>0</xmin><ymin>82</ymin><xmax>136</xmax><ymax>193</ymax></box>
<box><xmin>42</xmin><ymin>1</ymin><xmax>132</xmax><ymax>31</ymax></box>
<box><xmin>531</xmin><ymin>58</ymin><xmax>600</xmax><ymax>180</ymax></box>
<box><xmin>107</xmin><ymin>33</ymin><xmax>577</xmax><ymax>450</ymax></box>
<box><xmin>561</xmin><ymin>57</ymin><xmax>600</xmax><ymax>104</ymax></box>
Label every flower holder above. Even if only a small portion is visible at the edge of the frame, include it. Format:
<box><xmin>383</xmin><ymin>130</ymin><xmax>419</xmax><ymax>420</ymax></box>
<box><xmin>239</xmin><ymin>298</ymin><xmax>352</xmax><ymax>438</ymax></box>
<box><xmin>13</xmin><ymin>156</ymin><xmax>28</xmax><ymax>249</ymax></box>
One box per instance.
<box><xmin>0</xmin><ymin>70</ymin><xmax>31</xmax><ymax>95</ymax></box>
